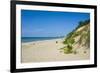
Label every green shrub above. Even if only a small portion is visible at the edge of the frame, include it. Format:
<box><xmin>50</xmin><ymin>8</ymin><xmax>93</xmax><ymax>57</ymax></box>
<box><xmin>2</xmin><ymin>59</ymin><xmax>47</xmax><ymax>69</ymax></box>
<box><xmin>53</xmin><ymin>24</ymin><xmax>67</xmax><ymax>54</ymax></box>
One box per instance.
<box><xmin>61</xmin><ymin>45</ymin><xmax>73</xmax><ymax>54</ymax></box>
<box><xmin>63</xmin><ymin>38</ymin><xmax>75</xmax><ymax>45</ymax></box>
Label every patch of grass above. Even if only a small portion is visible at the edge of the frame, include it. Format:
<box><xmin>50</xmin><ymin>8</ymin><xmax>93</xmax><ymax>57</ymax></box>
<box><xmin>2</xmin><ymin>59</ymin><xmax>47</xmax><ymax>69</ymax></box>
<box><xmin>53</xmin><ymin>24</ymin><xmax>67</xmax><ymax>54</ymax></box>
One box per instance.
<box><xmin>63</xmin><ymin>48</ymin><xmax>73</xmax><ymax>54</ymax></box>
<box><xmin>60</xmin><ymin>45</ymin><xmax>73</xmax><ymax>54</ymax></box>
<box><xmin>63</xmin><ymin>38</ymin><xmax>75</xmax><ymax>45</ymax></box>
<box><xmin>72</xmin><ymin>31</ymin><xmax>81</xmax><ymax>38</ymax></box>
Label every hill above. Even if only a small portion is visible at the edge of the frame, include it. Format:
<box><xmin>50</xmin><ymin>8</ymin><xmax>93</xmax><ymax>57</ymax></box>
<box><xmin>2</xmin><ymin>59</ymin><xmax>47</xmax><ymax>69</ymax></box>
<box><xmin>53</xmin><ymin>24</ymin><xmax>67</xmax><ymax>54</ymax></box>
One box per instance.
<box><xmin>60</xmin><ymin>19</ymin><xmax>90</xmax><ymax>54</ymax></box>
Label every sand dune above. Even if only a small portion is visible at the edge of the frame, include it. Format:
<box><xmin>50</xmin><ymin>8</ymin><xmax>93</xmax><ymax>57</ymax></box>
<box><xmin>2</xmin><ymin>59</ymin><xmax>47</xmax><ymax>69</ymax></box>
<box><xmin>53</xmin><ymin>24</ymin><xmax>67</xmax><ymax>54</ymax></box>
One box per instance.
<box><xmin>21</xmin><ymin>38</ymin><xmax>90</xmax><ymax>63</ymax></box>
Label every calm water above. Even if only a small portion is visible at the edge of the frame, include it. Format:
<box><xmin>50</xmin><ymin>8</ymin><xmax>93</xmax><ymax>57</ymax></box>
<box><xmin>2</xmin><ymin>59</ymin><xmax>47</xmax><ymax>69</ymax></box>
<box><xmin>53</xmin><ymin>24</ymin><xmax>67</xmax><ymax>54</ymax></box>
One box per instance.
<box><xmin>22</xmin><ymin>37</ymin><xmax>64</xmax><ymax>43</ymax></box>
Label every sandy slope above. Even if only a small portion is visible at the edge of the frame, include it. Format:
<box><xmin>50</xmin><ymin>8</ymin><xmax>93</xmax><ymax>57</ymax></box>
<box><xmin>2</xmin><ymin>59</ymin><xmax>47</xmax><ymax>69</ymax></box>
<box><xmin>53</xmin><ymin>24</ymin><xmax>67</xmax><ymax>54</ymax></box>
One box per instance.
<box><xmin>21</xmin><ymin>38</ymin><xmax>90</xmax><ymax>63</ymax></box>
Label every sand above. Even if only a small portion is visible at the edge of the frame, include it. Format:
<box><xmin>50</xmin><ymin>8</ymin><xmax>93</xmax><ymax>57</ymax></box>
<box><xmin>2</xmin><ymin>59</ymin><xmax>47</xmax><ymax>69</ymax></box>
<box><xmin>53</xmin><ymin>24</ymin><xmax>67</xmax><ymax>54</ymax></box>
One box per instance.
<box><xmin>21</xmin><ymin>38</ymin><xmax>90</xmax><ymax>63</ymax></box>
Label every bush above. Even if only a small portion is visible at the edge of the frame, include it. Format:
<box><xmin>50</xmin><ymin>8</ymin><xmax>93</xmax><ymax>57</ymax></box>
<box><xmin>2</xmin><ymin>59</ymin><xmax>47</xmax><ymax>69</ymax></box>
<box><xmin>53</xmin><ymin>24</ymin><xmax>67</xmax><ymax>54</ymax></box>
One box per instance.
<box><xmin>63</xmin><ymin>38</ymin><xmax>75</xmax><ymax>45</ymax></box>
<box><xmin>61</xmin><ymin>45</ymin><xmax>73</xmax><ymax>54</ymax></box>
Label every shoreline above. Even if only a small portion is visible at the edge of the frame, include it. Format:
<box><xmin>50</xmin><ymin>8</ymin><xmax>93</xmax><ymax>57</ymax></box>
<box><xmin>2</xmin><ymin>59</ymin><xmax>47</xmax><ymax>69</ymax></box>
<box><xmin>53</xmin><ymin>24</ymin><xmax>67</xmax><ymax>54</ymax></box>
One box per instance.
<box><xmin>22</xmin><ymin>38</ymin><xmax>64</xmax><ymax>45</ymax></box>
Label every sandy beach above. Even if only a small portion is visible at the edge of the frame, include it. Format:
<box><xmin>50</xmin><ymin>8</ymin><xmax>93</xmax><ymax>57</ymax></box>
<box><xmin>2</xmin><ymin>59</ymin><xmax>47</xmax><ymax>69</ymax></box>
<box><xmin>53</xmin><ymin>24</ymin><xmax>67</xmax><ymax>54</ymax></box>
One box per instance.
<box><xmin>21</xmin><ymin>38</ymin><xmax>90</xmax><ymax>63</ymax></box>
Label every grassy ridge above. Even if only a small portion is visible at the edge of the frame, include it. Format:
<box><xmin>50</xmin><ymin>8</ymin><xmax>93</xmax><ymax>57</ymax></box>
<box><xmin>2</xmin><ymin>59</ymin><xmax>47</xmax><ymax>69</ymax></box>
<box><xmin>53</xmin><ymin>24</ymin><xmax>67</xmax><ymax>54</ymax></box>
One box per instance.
<box><xmin>60</xmin><ymin>19</ymin><xmax>90</xmax><ymax>54</ymax></box>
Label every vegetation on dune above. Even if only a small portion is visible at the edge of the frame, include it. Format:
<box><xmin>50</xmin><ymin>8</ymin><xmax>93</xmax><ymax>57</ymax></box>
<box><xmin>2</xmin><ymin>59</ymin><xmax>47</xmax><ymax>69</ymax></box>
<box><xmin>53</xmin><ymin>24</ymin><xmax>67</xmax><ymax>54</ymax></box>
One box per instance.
<box><xmin>77</xmin><ymin>26</ymin><xmax>90</xmax><ymax>48</ymax></box>
<box><xmin>60</xmin><ymin>19</ymin><xmax>90</xmax><ymax>54</ymax></box>
<box><xmin>60</xmin><ymin>45</ymin><xmax>73</xmax><ymax>54</ymax></box>
<box><xmin>75</xmin><ymin>19</ymin><xmax>90</xmax><ymax>30</ymax></box>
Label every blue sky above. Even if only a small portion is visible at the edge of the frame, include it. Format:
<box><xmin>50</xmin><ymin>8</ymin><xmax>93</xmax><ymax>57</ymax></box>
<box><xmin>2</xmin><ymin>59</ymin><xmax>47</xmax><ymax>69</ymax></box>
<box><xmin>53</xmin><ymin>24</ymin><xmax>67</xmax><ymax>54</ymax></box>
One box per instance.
<box><xmin>21</xmin><ymin>10</ymin><xmax>90</xmax><ymax>37</ymax></box>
